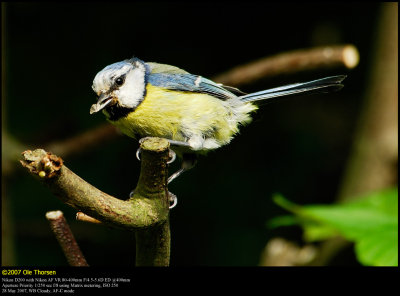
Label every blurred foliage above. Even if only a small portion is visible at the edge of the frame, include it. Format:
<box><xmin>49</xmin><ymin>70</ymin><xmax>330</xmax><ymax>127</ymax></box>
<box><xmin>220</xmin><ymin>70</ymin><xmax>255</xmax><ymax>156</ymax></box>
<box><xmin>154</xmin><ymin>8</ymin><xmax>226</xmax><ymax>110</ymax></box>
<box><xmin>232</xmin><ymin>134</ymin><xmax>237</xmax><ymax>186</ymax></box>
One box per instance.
<box><xmin>269</xmin><ymin>187</ymin><xmax>398</xmax><ymax>266</ymax></box>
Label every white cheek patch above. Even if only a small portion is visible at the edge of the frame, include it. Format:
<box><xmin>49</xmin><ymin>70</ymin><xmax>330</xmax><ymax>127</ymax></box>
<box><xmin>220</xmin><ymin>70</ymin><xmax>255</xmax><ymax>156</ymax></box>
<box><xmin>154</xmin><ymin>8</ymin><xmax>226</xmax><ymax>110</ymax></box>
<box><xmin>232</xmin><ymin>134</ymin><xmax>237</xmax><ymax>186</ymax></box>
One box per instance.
<box><xmin>117</xmin><ymin>65</ymin><xmax>146</xmax><ymax>108</ymax></box>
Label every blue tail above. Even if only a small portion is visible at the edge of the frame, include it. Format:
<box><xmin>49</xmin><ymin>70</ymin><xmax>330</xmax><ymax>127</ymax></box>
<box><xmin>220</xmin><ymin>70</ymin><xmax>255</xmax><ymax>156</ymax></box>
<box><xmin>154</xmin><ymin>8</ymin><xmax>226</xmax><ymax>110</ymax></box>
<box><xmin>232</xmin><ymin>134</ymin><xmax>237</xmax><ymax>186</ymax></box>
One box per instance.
<box><xmin>240</xmin><ymin>75</ymin><xmax>347</xmax><ymax>103</ymax></box>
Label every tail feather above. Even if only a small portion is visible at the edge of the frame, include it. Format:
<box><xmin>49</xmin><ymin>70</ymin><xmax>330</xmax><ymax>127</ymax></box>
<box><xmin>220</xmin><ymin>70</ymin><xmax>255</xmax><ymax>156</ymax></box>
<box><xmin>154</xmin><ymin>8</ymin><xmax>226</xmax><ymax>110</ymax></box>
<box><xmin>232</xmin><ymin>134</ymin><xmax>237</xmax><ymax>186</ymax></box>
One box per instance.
<box><xmin>240</xmin><ymin>75</ymin><xmax>347</xmax><ymax>103</ymax></box>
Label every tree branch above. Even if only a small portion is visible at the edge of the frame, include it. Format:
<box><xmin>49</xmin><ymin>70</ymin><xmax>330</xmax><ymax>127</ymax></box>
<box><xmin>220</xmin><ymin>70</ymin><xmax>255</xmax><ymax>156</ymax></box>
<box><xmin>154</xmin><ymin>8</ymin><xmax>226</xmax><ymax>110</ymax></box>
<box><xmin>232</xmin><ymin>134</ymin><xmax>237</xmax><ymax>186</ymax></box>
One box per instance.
<box><xmin>20</xmin><ymin>137</ymin><xmax>172</xmax><ymax>266</ymax></box>
<box><xmin>76</xmin><ymin>211</ymin><xmax>102</xmax><ymax>224</ymax></box>
<box><xmin>212</xmin><ymin>44</ymin><xmax>359</xmax><ymax>87</ymax></box>
<box><xmin>337</xmin><ymin>5</ymin><xmax>398</xmax><ymax>201</ymax></box>
<box><xmin>45</xmin><ymin>210</ymin><xmax>89</xmax><ymax>266</ymax></box>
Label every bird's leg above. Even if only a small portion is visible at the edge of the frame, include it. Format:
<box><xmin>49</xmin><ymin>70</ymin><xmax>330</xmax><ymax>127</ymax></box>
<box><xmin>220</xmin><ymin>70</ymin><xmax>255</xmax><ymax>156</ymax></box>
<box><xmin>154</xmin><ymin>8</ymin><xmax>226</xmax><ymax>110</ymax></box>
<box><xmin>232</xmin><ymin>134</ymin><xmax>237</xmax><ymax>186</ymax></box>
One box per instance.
<box><xmin>166</xmin><ymin>139</ymin><xmax>192</xmax><ymax>148</ymax></box>
<box><xmin>136</xmin><ymin>137</ymin><xmax>196</xmax><ymax>183</ymax></box>
<box><xmin>135</xmin><ymin>137</ymin><xmax>191</xmax><ymax>161</ymax></box>
<box><xmin>168</xmin><ymin>153</ymin><xmax>197</xmax><ymax>184</ymax></box>
<box><xmin>168</xmin><ymin>191</ymin><xmax>178</xmax><ymax>209</ymax></box>
<box><xmin>166</xmin><ymin>153</ymin><xmax>197</xmax><ymax>208</ymax></box>
<box><xmin>133</xmin><ymin>137</ymin><xmax>195</xmax><ymax>209</ymax></box>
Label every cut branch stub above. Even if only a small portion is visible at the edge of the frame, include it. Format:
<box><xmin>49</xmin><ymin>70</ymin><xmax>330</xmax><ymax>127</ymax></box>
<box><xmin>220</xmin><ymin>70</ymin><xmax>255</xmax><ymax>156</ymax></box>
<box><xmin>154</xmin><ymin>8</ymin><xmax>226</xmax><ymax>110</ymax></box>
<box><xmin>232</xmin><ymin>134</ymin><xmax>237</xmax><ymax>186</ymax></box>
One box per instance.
<box><xmin>20</xmin><ymin>137</ymin><xmax>171</xmax><ymax>231</ymax></box>
<box><xmin>45</xmin><ymin>210</ymin><xmax>88</xmax><ymax>267</ymax></box>
<box><xmin>20</xmin><ymin>149</ymin><xmax>63</xmax><ymax>179</ymax></box>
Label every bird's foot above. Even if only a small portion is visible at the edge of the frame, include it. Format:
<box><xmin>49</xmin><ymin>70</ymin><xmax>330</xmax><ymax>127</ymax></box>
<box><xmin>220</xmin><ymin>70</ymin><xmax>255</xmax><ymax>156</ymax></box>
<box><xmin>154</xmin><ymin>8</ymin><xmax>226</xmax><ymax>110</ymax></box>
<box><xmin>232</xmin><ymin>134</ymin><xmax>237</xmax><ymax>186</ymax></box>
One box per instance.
<box><xmin>129</xmin><ymin>189</ymin><xmax>177</xmax><ymax>209</ymax></box>
<box><xmin>136</xmin><ymin>146</ymin><xmax>176</xmax><ymax>164</ymax></box>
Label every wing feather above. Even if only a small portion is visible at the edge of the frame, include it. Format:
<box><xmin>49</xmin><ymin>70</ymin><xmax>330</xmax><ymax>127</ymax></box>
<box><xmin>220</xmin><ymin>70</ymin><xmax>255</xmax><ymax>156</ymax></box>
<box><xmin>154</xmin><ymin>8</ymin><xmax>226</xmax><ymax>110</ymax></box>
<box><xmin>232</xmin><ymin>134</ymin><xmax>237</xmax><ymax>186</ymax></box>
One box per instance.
<box><xmin>147</xmin><ymin>62</ymin><xmax>238</xmax><ymax>100</ymax></box>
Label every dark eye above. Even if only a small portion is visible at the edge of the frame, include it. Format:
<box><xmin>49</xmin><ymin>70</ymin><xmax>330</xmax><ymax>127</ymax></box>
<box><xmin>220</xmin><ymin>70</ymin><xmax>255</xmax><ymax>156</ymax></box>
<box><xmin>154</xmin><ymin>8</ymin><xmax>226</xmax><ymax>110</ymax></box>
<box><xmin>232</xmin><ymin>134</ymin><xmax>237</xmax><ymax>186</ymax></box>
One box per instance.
<box><xmin>115</xmin><ymin>76</ymin><xmax>125</xmax><ymax>86</ymax></box>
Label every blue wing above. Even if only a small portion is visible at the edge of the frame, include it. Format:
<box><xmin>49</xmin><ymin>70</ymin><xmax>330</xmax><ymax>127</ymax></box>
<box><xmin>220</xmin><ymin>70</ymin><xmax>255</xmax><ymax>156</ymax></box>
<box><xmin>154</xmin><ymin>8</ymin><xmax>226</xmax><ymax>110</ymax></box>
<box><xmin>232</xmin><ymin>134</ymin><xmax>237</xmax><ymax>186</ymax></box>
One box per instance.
<box><xmin>147</xmin><ymin>65</ymin><xmax>238</xmax><ymax>100</ymax></box>
<box><xmin>145</xmin><ymin>62</ymin><xmax>346</xmax><ymax>103</ymax></box>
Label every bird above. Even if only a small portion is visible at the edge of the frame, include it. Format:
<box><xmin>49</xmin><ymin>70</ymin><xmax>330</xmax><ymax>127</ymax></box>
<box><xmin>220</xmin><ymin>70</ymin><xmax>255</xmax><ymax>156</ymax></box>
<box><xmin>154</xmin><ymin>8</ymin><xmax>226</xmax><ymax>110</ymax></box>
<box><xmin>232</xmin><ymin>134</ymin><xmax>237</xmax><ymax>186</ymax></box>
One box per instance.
<box><xmin>90</xmin><ymin>57</ymin><xmax>346</xmax><ymax>197</ymax></box>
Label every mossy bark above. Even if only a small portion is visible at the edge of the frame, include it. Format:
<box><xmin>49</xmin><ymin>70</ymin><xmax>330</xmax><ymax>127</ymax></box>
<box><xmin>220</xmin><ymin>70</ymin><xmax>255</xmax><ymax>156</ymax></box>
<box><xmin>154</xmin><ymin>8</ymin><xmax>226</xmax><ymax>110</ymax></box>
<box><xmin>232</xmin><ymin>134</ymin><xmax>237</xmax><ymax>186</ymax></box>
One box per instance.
<box><xmin>20</xmin><ymin>137</ymin><xmax>172</xmax><ymax>266</ymax></box>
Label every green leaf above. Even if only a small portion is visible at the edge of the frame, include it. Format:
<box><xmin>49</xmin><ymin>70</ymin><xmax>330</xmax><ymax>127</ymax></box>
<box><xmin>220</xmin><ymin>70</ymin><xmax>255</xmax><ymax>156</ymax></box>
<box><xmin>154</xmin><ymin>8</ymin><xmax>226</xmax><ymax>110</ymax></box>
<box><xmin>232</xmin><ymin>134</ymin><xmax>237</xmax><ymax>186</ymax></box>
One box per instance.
<box><xmin>270</xmin><ymin>188</ymin><xmax>398</xmax><ymax>266</ymax></box>
<box><xmin>267</xmin><ymin>215</ymin><xmax>300</xmax><ymax>228</ymax></box>
<box><xmin>302</xmin><ymin>222</ymin><xmax>340</xmax><ymax>242</ymax></box>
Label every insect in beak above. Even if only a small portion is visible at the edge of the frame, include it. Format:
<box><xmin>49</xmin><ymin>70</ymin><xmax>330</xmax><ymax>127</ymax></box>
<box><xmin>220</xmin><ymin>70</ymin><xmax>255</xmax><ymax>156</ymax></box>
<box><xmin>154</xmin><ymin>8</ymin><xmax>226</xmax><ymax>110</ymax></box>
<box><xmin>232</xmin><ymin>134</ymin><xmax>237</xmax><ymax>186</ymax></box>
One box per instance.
<box><xmin>90</xmin><ymin>93</ymin><xmax>113</xmax><ymax>114</ymax></box>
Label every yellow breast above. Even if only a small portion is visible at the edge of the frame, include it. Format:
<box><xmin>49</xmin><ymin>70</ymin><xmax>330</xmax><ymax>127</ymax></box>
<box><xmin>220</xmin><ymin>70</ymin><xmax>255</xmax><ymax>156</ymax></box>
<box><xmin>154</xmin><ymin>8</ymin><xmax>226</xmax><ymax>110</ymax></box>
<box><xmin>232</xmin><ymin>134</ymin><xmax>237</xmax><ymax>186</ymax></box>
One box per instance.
<box><xmin>110</xmin><ymin>84</ymin><xmax>257</xmax><ymax>148</ymax></box>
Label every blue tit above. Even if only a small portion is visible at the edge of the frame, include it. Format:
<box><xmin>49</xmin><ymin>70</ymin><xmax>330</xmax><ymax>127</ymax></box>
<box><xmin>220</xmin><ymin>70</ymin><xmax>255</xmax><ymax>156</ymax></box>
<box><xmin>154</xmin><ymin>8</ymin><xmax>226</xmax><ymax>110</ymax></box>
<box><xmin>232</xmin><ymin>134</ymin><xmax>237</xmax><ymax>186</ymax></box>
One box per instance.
<box><xmin>90</xmin><ymin>57</ymin><xmax>346</xmax><ymax>183</ymax></box>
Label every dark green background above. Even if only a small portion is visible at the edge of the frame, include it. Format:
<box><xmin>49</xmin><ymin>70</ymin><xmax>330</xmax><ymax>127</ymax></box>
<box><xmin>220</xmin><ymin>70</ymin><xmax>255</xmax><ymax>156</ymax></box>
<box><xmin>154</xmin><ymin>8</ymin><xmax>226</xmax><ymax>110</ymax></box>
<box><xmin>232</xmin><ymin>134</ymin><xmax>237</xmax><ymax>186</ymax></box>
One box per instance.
<box><xmin>3</xmin><ymin>2</ymin><xmax>380</xmax><ymax>266</ymax></box>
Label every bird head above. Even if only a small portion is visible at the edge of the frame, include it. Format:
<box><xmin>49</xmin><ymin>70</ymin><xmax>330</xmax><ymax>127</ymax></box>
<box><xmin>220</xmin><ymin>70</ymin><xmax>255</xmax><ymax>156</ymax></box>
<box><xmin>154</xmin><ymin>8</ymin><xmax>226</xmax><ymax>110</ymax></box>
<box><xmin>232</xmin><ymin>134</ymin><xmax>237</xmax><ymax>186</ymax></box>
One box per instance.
<box><xmin>90</xmin><ymin>57</ymin><xmax>148</xmax><ymax>116</ymax></box>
